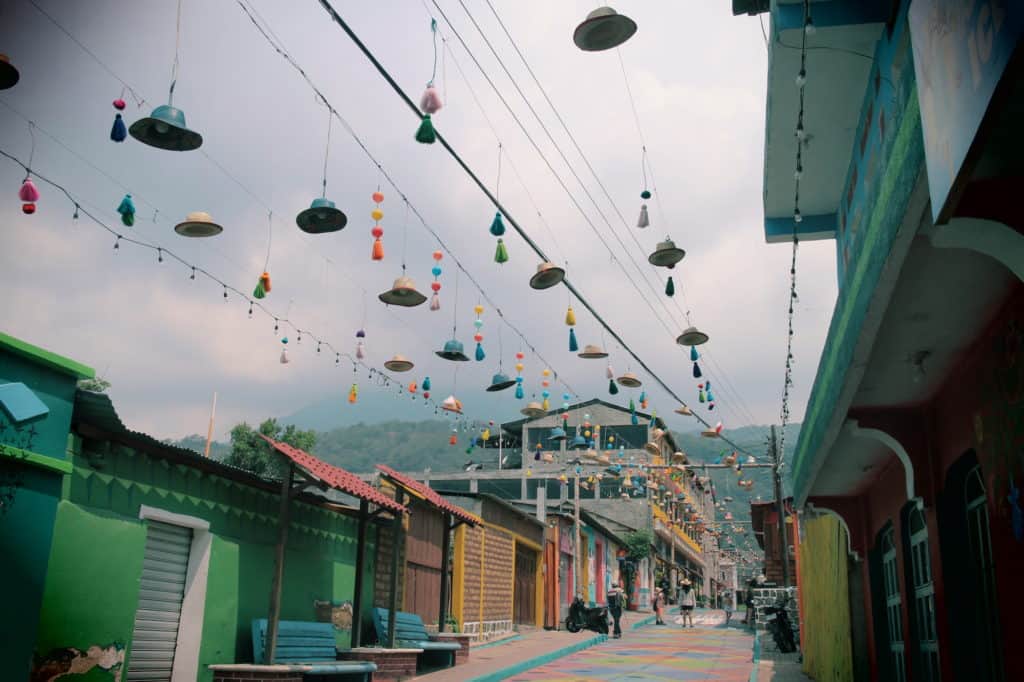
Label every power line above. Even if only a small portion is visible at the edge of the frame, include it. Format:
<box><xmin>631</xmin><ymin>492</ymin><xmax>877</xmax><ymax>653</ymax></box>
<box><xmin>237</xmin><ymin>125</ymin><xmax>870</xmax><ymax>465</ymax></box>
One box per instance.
<box><xmin>467</xmin><ymin>0</ymin><xmax>760</xmax><ymax>427</ymax></box>
<box><xmin>314</xmin><ymin>0</ymin><xmax>758</xmax><ymax>459</ymax></box>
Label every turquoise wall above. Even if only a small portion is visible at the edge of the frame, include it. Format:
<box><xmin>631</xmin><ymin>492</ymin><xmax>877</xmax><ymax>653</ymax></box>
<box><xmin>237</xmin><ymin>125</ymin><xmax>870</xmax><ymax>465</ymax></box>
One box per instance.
<box><xmin>33</xmin><ymin>441</ymin><xmax>376</xmax><ymax>682</ymax></box>
<box><xmin>1</xmin><ymin>341</ymin><xmax>88</xmax><ymax>682</ymax></box>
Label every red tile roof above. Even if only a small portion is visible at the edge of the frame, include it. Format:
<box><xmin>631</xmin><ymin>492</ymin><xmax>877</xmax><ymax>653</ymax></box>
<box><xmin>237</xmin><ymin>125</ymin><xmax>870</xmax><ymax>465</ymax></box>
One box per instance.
<box><xmin>376</xmin><ymin>464</ymin><xmax>480</xmax><ymax>525</ymax></box>
<box><xmin>261</xmin><ymin>436</ymin><xmax>406</xmax><ymax>513</ymax></box>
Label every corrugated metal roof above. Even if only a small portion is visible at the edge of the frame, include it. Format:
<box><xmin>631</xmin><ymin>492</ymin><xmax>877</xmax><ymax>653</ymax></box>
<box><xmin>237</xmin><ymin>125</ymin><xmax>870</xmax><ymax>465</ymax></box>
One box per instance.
<box><xmin>261</xmin><ymin>436</ymin><xmax>406</xmax><ymax>513</ymax></box>
<box><xmin>376</xmin><ymin>464</ymin><xmax>479</xmax><ymax>525</ymax></box>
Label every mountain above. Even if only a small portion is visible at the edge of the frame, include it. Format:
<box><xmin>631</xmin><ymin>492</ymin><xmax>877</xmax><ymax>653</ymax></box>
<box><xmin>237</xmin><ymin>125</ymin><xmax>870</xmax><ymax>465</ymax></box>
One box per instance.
<box><xmin>163</xmin><ymin>434</ymin><xmax>231</xmax><ymax>460</ymax></box>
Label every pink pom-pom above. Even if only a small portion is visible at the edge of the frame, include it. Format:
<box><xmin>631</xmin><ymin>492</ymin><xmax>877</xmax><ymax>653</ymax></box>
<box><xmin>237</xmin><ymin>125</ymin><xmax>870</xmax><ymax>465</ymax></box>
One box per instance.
<box><xmin>113</xmin><ymin>98</ymin><xmax>126</xmax><ymax>110</ymax></box>
<box><xmin>18</xmin><ymin>178</ymin><xmax>39</xmax><ymax>202</ymax></box>
<box><xmin>420</xmin><ymin>85</ymin><xmax>443</xmax><ymax>114</ymax></box>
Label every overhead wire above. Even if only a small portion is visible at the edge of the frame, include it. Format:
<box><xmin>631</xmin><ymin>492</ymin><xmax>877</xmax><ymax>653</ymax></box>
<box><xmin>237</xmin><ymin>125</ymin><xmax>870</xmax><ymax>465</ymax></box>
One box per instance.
<box><xmin>314</xmin><ymin>0</ymin><xmax>758</xmax><ymax>458</ymax></box>
<box><xmin>475</xmin><ymin>0</ymin><xmax>759</xmax><ymax>426</ymax></box>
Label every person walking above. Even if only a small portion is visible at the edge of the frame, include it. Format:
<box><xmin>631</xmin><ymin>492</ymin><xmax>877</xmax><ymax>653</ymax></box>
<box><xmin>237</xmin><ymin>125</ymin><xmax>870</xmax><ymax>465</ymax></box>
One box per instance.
<box><xmin>608</xmin><ymin>581</ymin><xmax>624</xmax><ymax>639</ymax></box>
<box><xmin>652</xmin><ymin>588</ymin><xmax>665</xmax><ymax>625</ymax></box>
<box><xmin>678</xmin><ymin>578</ymin><xmax>696</xmax><ymax>628</ymax></box>
<box><xmin>723</xmin><ymin>589</ymin><xmax>734</xmax><ymax>626</ymax></box>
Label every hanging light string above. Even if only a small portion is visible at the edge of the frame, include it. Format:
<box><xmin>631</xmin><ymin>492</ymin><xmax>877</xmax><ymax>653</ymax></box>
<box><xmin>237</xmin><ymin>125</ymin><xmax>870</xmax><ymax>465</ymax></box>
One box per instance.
<box><xmin>314</xmin><ymin>0</ymin><xmax>757</xmax><ymax>456</ymax></box>
<box><xmin>0</xmin><ymin>148</ymin><xmax>497</xmax><ymax>423</ymax></box>
<box><xmin>779</xmin><ymin>0</ymin><xmax>812</xmax><ymax>462</ymax></box>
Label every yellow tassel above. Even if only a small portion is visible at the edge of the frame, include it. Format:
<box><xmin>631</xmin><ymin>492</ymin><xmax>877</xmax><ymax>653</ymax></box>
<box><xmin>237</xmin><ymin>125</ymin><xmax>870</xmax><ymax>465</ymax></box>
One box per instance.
<box><xmin>565</xmin><ymin>306</ymin><xmax>576</xmax><ymax>326</ymax></box>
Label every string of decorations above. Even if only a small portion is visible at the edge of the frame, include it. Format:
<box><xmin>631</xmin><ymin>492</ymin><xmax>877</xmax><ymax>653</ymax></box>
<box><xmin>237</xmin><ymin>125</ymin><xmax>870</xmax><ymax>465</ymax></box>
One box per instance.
<box><xmin>779</xmin><ymin>0</ymin><xmax>812</xmax><ymax>459</ymax></box>
<box><xmin>447</xmin><ymin>0</ymin><xmax>757</xmax><ymax>428</ymax></box>
<box><xmin>315</xmin><ymin>0</ymin><xmax>757</xmax><ymax>456</ymax></box>
<box><xmin>0</xmin><ymin>148</ymin><xmax>494</xmax><ymax>430</ymax></box>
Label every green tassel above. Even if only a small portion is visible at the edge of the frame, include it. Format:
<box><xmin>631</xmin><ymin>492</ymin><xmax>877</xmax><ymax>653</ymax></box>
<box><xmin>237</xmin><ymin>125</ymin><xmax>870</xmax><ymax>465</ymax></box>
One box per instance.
<box><xmin>415</xmin><ymin>115</ymin><xmax>436</xmax><ymax>144</ymax></box>
<box><xmin>665</xmin><ymin>276</ymin><xmax>675</xmax><ymax>297</ymax></box>
<box><xmin>494</xmin><ymin>238</ymin><xmax>509</xmax><ymax>264</ymax></box>
<box><xmin>609</xmin><ymin>379</ymin><xmax>619</xmax><ymax>395</ymax></box>
<box><xmin>253</xmin><ymin>279</ymin><xmax>266</xmax><ymax>299</ymax></box>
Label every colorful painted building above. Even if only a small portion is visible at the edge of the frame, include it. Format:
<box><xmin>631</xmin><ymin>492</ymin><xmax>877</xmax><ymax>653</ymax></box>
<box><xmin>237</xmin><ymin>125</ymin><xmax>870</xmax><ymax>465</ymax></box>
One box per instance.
<box><xmin>745</xmin><ymin>1</ymin><xmax>1024</xmax><ymax>680</ymax></box>
<box><xmin>0</xmin><ymin>332</ymin><xmax>93</xmax><ymax>682</ymax></box>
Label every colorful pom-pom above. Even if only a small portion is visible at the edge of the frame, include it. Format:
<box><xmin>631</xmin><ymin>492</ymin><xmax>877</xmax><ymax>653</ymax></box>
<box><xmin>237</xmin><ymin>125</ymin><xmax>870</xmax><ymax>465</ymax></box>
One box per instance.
<box><xmin>113</xmin><ymin>98</ymin><xmax>127</xmax><ymax>111</ymax></box>
<box><xmin>641</xmin><ymin>190</ymin><xmax>651</xmax><ymax>200</ymax></box>
<box><xmin>19</xmin><ymin>178</ymin><xmax>39</xmax><ymax>202</ymax></box>
<box><xmin>371</xmin><ymin>208</ymin><xmax>383</xmax><ymax>221</ymax></box>
<box><xmin>433</xmin><ymin>250</ymin><xmax>443</xmax><ymax>261</ymax></box>
<box><xmin>431</xmin><ymin>281</ymin><xmax>441</xmax><ymax>292</ymax></box>
<box><xmin>22</xmin><ymin>203</ymin><xmax>35</xmax><ymax>214</ymax></box>
<box><xmin>111</xmin><ymin>113</ymin><xmax>127</xmax><ymax>142</ymax></box>
<box><xmin>420</xmin><ymin>85</ymin><xmax>443</xmax><ymax>114</ymax></box>
<box><xmin>372</xmin><ymin>191</ymin><xmax>384</xmax><ymax>204</ymax></box>
<box><xmin>494</xmin><ymin>238</ymin><xmax>509</xmax><ymax>264</ymax></box>
<box><xmin>415</xmin><ymin>115</ymin><xmax>436</xmax><ymax>144</ymax></box>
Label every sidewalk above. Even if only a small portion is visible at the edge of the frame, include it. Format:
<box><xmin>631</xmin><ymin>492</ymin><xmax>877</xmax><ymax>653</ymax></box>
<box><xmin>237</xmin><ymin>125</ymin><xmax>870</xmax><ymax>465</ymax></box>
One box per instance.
<box><xmin>411</xmin><ymin>611</ymin><xmax>653</xmax><ymax>682</ymax></box>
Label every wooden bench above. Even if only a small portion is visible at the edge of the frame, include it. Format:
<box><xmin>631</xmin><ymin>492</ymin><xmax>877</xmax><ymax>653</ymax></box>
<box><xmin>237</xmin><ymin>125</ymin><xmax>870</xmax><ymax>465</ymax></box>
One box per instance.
<box><xmin>370</xmin><ymin>608</ymin><xmax>461</xmax><ymax>672</ymax></box>
<box><xmin>249</xmin><ymin>619</ymin><xmax>377</xmax><ymax>680</ymax></box>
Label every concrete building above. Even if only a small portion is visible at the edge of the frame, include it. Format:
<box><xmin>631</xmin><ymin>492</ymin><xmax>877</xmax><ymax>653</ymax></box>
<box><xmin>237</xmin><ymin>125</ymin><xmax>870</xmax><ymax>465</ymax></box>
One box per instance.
<box><xmin>742</xmin><ymin>1</ymin><xmax>1024</xmax><ymax>680</ymax></box>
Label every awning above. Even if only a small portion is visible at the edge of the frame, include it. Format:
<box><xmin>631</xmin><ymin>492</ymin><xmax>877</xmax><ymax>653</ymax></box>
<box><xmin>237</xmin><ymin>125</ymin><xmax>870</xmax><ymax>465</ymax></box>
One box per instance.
<box><xmin>376</xmin><ymin>464</ymin><xmax>479</xmax><ymax>525</ymax></box>
<box><xmin>261</xmin><ymin>436</ymin><xmax>405</xmax><ymax>513</ymax></box>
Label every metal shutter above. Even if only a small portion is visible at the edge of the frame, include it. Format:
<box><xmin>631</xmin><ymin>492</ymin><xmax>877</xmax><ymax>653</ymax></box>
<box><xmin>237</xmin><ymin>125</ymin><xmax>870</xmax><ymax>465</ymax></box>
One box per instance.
<box><xmin>126</xmin><ymin>521</ymin><xmax>193</xmax><ymax>681</ymax></box>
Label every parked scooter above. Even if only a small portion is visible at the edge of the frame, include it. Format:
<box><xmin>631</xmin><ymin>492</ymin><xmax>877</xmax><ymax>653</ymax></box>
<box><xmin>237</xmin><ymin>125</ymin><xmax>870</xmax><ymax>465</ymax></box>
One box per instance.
<box><xmin>762</xmin><ymin>595</ymin><xmax>797</xmax><ymax>653</ymax></box>
<box><xmin>565</xmin><ymin>595</ymin><xmax>609</xmax><ymax>635</ymax></box>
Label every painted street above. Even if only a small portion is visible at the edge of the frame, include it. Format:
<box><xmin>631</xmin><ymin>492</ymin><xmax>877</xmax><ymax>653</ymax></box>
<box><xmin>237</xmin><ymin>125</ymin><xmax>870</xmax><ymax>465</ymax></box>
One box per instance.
<box><xmin>507</xmin><ymin>619</ymin><xmax>755</xmax><ymax>681</ymax></box>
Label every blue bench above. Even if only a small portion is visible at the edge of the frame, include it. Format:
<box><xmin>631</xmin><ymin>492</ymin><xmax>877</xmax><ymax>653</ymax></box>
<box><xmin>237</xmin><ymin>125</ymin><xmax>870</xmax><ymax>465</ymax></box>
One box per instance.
<box><xmin>251</xmin><ymin>619</ymin><xmax>377</xmax><ymax>680</ymax></box>
<box><xmin>370</xmin><ymin>608</ymin><xmax>460</xmax><ymax>672</ymax></box>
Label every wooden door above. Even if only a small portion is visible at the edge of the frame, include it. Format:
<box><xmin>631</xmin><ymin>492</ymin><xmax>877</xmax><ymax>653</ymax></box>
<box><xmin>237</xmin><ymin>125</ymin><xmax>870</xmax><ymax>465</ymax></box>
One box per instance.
<box><xmin>404</xmin><ymin>506</ymin><xmax>443</xmax><ymax>624</ymax></box>
<box><xmin>514</xmin><ymin>548</ymin><xmax>538</xmax><ymax>625</ymax></box>
<box><xmin>544</xmin><ymin>540</ymin><xmax>558</xmax><ymax>628</ymax></box>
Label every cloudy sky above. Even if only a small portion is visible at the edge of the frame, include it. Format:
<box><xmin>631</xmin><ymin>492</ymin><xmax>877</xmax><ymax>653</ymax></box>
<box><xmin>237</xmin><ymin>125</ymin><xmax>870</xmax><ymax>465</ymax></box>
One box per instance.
<box><xmin>0</xmin><ymin>0</ymin><xmax>838</xmax><ymax>440</ymax></box>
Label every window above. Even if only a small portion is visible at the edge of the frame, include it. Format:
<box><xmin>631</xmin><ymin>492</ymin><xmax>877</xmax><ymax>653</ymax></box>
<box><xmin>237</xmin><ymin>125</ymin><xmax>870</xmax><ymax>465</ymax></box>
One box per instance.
<box><xmin>907</xmin><ymin>507</ymin><xmax>940</xmax><ymax>681</ymax></box>
<box><xmin>881</xmin><ymin>527</ymin><xmax>906</xmax><ymax>682</ymax></box>
<box><xmin>965</xmin><ymin>467</ymin><xmax>1004</xmax><ymax>681</ymax></box>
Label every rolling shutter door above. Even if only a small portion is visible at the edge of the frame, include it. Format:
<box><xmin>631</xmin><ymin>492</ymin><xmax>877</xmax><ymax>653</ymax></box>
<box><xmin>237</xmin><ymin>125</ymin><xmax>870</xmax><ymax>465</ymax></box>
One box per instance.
<box><xmin>126</xmin><ymin>521</ymin><xmax>193</xmax><ymax>681</ymax></box>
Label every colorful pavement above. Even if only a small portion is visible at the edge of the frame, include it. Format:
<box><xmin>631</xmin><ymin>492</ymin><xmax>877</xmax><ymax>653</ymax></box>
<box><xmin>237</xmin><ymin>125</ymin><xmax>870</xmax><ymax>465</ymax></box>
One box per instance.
<box><xmin>505</xmin><ymin>620</ymin><xmax>754</xmax><ymax>682</ymax></box>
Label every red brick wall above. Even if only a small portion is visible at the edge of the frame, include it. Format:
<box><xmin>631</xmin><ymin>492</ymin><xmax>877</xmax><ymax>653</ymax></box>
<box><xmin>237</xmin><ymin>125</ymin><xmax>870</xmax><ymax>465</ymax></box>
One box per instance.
<box><xmin>460</xmin><ymin>525</ymin><xmax>514</xmax><ymax>624</ymax></box>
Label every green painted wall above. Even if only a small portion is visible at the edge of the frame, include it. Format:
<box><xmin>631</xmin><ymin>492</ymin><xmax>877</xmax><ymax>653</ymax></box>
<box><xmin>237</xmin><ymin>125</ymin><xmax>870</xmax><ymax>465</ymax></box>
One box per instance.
<box><xmin>33</xmin><ymin>441</ymin><xmax>377</xmax><ymax>682</ymax></box>
<box><xmin>1</xmin><ymin>341</ymin><xmax>89</xmax><ymax>682</ymax></box>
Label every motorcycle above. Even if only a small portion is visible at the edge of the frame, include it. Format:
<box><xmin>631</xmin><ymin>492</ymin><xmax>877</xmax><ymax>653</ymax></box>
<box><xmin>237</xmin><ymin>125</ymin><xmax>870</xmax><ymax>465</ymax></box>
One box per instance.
<box><xmin>565</xmin><ymin>595</ymin><xmax>609</xmax><ymax>635</ymax></box>
<box><xmin>762</xmin><ymin>595</ymin><xmax>797</xmax><ymax>653</ymax></box>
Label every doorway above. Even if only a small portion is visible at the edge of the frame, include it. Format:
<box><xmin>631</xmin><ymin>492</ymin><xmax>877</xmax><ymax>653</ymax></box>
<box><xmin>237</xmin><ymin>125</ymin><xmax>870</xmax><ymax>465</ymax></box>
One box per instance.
<box><xmin>513</xmin><ymin>546</ymin><xmax>538</xmax><ymax>625</ymax></box>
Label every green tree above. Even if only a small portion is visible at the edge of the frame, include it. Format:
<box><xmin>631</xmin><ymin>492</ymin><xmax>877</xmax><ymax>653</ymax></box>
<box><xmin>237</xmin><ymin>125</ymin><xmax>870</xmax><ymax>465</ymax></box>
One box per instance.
<box><xmin>77</xmin><ymin>377</ymin><xmax>111</xmax><ymax>393</ymax></box>
<box><xmin>224</xmin><ymin>418</ymin><xmax>316</xmax><ymax>479</ymax></box>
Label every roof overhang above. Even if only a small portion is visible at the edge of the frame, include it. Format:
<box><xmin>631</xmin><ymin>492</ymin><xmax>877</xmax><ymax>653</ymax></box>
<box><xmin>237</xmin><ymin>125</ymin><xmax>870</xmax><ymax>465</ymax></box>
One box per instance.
<box><xmin>761</xmin><ymin>0</ymin><xmax>890</xmax><ymax>243</ymax></box>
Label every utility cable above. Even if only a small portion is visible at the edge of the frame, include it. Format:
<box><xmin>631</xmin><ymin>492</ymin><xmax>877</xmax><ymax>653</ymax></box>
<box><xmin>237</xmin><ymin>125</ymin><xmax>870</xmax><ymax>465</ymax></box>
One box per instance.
<box><xmin>314</xmin><ymin>0</ymin><xmax>757</xmax><ymax>458</ymax></box>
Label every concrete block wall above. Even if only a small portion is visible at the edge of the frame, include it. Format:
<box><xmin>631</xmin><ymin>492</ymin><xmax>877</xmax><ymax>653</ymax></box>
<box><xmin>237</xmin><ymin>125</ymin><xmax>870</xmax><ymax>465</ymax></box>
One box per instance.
<box><xmin>751</xmin><ymin>586</ymin><xmax>800</xmax><ymax>653</ymax></box>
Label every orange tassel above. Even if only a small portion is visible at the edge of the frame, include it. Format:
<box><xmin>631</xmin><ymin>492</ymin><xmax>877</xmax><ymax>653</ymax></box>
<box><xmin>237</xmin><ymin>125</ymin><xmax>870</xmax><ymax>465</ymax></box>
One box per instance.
<box><xmin>372</xmin><ymin>238</ymin><xmax>384</xmax><ymax>261</ymax></box>
<box><xmin>449</xmin><ymin>434</ymin><xmax>458</xmax><ymax>445</ymax></box>
<box><xmin>348</xmin><ymin>384</ymin><xmax>358</xmax><ymax>404</ymax></box>
<box><xmin>261</xmin><ymin>272</ymin><xmax>272</xmax><ymax>293</ymax></box>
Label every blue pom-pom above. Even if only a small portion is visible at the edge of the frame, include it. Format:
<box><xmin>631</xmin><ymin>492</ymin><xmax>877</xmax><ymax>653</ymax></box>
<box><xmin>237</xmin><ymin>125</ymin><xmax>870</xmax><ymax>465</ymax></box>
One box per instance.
<box><xmin>110</xmin><ymin>114</ymin><xmax>127</xmax><ymax>142</ymax></box>
<box><xmin>432</xmin><ymin>266</ymin><xmax>442</xmax><ymax>277</ymax></box>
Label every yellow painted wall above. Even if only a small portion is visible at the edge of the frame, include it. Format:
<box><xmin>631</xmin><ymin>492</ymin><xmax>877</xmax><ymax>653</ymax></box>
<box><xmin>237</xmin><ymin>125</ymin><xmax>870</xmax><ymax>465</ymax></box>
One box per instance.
<box><xmin>798</xmin><ymin>514</ymin><xmax>854</xmax><ymax>682</ymax></box>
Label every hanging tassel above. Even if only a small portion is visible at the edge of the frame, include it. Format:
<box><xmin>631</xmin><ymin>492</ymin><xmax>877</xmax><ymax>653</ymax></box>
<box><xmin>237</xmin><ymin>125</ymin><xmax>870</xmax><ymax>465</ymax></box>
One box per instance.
<box><xmin>637</xmin><ymin>204</ymin><xmax>649</xmax><ymax>228</ymax></box>
<box><xmin>475</xmin><ymin>343</ymin><xmax>486</xmax><ymax>361</ymax></box>
<box><xmin>280</xmin><ymin>348</ymin><xmax>290</xmax><ymax>364</ymax></box>
<box><xmin>693</xmin><ymin>362</ymin><xmax>702</xmax><ymax>378</ymax></box>
<box><xmin>542</xmin><ymin>398</ymin><xmax>550</xmax><ymax>411</ymax></box>
<box><xmin>609</xmin><ymin>379</ymin><xmax>619</xmax><ymax>395</ymax></box>
<box><xmin>430</xmin><ymin>293</ymin><xmax>440</xmax><ymax>311</ymax></box>
<box><xmin>707</xmin><ymin>390</ymin><xmax>715</xmax><ymax>402</ymax></box>
<box><xmin>515</xmin><ymin>383</ymin><xmax>524</xmax><ymax>399</ymax></box>
<box><xmin>698</xmin><ymin>389</ymin><xmax>706</xmax><ymax>403</ymax></box>
<box><xmin>260</xmin><ymin>272</ymin><xmax>272</xmax><ymax>294</ymax></box>
<box><xmin>569</xmin><ymin>328</ymin><xmax>579</xmax><ymax>352</ymax></box>
<box><xmin>116</xmin><ymin>194</ymin><xmax>135</xmax><ymax>226</ymax></box>
<box><xmin>415</xmin><ymin>115</ymin><xmax>436</xmax><ymax>144</ymax></box>
<box><xmin>606</xmin><ymin>365</ymin><xmax>614</xmax><ymax>379</ymax></box>
<box><xmin>690</xmin><ymin>346</ymin><xmax>699</xmax><ymax>361</ymax></box>
<box><xmin>629</xmin><ymin>398</ymin><xmax>636</xmax><ymax>411</ymax></box>
<box><xmin>565</xmin><ymin>306</ymin><xmax>576</xmax><ymax>326</ymax></box>
<box><xmin>494</xmin><ymin>238</ymin><xmax>509</xmax><ymax>264</ymax></box>
<box><xmin>708</xmin><ymin>402</ymin><xmax>715</xmax><ymax>411</ymax></box>
<box><xmin>348</xmin><ymin>384</ymin><xmax>358</xmax><ymax>404</ymax></box>
<box><xmin>631</xmin><ymin>412</ymin><xmax>639</xmax><ymax>425</ymax></box>
<box><xmin>421</xmin><ymin>85</ymin><xmax>443</xmax><ymax>114</ymax></box>
<box><xmin>490</xmin><ymin>212</ymin><xmax>506</xmax><ymax>236</ymax></box>
<box><xmin>422</xmin><ymin>377</ymin><xmax>431</xmax><ymax>391</ymax></box>
<box><xmin>534</xmin><ymin>449</ymin><xmax>541</xmax><ymax>461</ymax></box>
<box><xmin>356</xmin><ymin>341</ymin><xmax>365</xmax><ymax>360</ymax></box>
<box><xmin>110</xmin><ymin>113</ymin><xmax>127</xmax><ymax>142</ymax></box>
<box><xmin>450</xmin><ymin>433</ymin><xmax>458</xmax><ymax>446</ymax></box>
<box><xmin>372</xmin><ymin>237</ymin><xmax>384</xmax><ymax>261</ymax></box>
<box><xmin>665</xmin><ymin>276</ymin><xmax>675</xmax><ymax>297</ymax></box>
<box><xmin>253</xmin><ymin>277</ymin><xmax>267</xmax><ymax>299</ymax></box>
<box><xmin>639</xmin><ymin>391</ymin><xmax>646</xmax><ymax>404</ymax></box>
<box><xmin>19</xmin><ymin>177</ymin><xmax>39</xmax><ymax>202</ymax></box>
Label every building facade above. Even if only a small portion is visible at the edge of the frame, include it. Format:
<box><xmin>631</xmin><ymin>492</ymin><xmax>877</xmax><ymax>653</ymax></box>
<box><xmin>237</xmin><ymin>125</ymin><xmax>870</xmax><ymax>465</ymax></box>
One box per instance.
<box><xmin>747</xmin><ymin>1</ymin><xmax>1024</xmax><ymax>680</ymax></box>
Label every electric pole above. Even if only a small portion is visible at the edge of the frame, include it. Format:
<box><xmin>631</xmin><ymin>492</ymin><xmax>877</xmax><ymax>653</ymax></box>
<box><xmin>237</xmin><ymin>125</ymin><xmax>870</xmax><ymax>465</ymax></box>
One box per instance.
<box><xmin>770</xmin><ymin>425</ymin><xmax>790</xmax><ymax>587</ymax></box>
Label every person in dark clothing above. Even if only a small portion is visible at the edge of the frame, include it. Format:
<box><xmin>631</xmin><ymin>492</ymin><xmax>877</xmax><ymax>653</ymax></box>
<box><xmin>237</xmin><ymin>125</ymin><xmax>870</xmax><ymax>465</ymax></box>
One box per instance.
<box><xmin>608</xmin><ymin>581</ymin><xmax>625</xmax><ymax>638</ymax></box>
